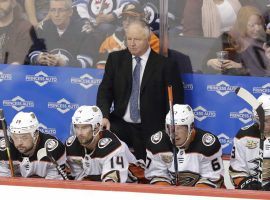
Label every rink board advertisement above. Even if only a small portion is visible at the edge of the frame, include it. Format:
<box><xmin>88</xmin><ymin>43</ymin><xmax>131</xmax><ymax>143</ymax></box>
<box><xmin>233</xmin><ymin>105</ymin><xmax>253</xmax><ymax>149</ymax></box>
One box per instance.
<box><xmin>0</xmin><ymin>64</ymin><xmax>269</xmax><ymax>154</ymax></box>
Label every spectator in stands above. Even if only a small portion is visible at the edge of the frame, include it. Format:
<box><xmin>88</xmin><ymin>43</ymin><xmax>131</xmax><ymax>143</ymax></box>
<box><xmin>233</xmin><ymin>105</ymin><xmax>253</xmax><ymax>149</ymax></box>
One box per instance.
<box><xmin>96</xmin><ymin>2</ymin><xmax>160</xmax><ymax>69</ymax></box>
<box><xmin>0</xmin><ymin>0</ymin><xmax>33</xmax><ymax>64</ymax></box>
<box><xmin>97</xmin><ymin>19</ymin><xmax>184</xmax><ymax>160</ymax></box>
<box><xmin>182</xmin><ymin>0</ymin><xmax>242</xmax><ymax>38</ymax></box>
<box><xmin>205</xmin><ymin>6</ymin><xmax>270</xmax><ymax>76</ymax></box>
<box><xmin>0</xmin><ymin>111</ymin><xmax>66</xmax><ymax>179</ymax></box>
<box><xmin>145</xmin><ymin>104</ymin><xmax>225</xmax><ymax>187</ymax></box>
<box><xmin>141</xmin><ymin>0</ymin><xmax>185</xmax><ymax>34</ymax></box>
<box><xmin>73</xmin><ymin>0</ymin><xmax>139</xmax><ymax>46</ymax></box>
<box><xmin>28</xmin><ymin>0</ymin><xmax>97</xmax><ymax>68</ymax></box>
<box><xmin>65</xmin><ymin>105</ymin><xmax>145</xmax><ymax>182</ymax></box>
<box><xmin>229</xmin><ymin>94</ymin><xmax>270</xmax><ymax>190</ymax></box>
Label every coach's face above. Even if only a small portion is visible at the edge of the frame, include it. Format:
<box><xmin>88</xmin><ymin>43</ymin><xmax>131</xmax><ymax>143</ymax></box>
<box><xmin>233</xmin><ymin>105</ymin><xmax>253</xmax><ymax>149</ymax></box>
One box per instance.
<box><xmin>49</xmin><ymin>0</ymin><xmax>73</xmax><ymax>30</ymax></box>
<box><xmin>126</xmin><ymin>23</ymin><xmax>150</xmax><ymax>57</ymax></box>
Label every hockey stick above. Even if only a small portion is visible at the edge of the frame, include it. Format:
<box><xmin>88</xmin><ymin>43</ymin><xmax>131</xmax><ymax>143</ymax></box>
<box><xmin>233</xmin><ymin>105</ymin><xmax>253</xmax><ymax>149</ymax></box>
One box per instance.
<box><xmin>37</xmin><ymin>147</ymin><xmax>69</xmax><ymax>180</ymax></box>
<box><xmin>0</xmin><ymin>109</ymin><xmax>15</xmax><ymax>177</ymax></box>
<box><xmin>168</xmin><ymin>85</ymin><xmax>179</xmax><ymax>186</ymax></box>
<box><xmin>235</xmin><ymin>87</ymin><xmax>265</xmax><ymax>184</ymax></box>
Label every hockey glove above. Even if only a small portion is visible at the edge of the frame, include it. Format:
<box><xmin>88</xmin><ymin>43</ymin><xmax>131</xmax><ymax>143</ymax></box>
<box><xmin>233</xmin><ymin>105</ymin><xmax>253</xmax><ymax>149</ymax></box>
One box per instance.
<box><xmin>237</xmin><ymin>176</ymin><xmax>262</xmax><ymax>190</ymax></box>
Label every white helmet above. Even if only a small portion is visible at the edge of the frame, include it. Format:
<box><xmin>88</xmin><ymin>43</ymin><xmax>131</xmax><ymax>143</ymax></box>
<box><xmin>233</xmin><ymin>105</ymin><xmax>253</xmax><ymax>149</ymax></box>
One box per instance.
<box><xmin>166</xmin><ymin>104</ymin><xmax>194</xmax><ymax>131</ymax></box>
<box><xmin>9</xmin><ymin>112</ymin><xmax>39</xmax><ymax>136</ymax></box>
<box><xmin>165</xmin><ymin>104</ymin><xmax>194</xmax><ymax>147</ymax></box>
<box><xmin>257</xmin><ymin>94</ymin><xmax>270</xmax><ymax>116</ymax></box>
<box><xmin>72</xmin><ymin>105</ymin><xmax>103</xmax><ymax>134</ymax></box>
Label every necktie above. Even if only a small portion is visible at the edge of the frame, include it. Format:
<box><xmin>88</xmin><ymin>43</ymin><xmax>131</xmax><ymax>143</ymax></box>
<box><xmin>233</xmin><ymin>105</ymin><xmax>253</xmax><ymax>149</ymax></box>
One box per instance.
<box><xmin>130</xmin><ymin>57</ymin><xmax>141</xmax><ymax>122</ymax></box>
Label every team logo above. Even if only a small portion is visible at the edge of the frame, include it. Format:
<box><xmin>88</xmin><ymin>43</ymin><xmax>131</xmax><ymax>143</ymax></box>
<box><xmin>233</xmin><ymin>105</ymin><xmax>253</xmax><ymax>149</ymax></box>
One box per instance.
<box><xmin>151</xmin><ymin>131</ymin><xmax>163</xmax><ymax>144</ymax></box>
<box><xmin>91</xmin><ymin>0</ymin><xmax>113</xmax><ymax>15</ymax></box>
<box><xmin>25</xmin><ymin>71</ymin><xmax>57</xmax><ymax>87</ymax></box>
<box><xmin>38</xmin><ymin>123</ymin><xmax>56</xmax><ymax>136</ymax></box>
<box><xmin>246</xmin><ymin>140</ymin><xmax>258</xmax><ymax>149</ymax></box>
<box><xmin>71</xmin><ymin>73</ymin><xmax>101</xmax><ymax>89</ymax></box>
<box><xmin>183</xmin><ymin>82</ymin><xmax>193</xmax><ymax>91</ymax></box>
<box><xmin>230</xmin><ymin>108</ymin><xmax>253</xmax><ymax>124</ymax></box>
<box><xmin>66</xmin><ymin>135</ymin><xmax>76</xmax><ymax>147</ymax></box>
<box><xmin>253</xmin><ymin>83</ymin><xmax>270</xmax><ymax>95</ymax></box>
<box><xmin>3</xmin><ymin>96</ymin><xmax>34</xmax><ymax>111</ymax></box>
<box><xmin>0</xmin><ymin>138</ymin><xmax>6</xmax><ymax>151</ymax></box>
<box><xmin>143</xmin><ymin>2</ymin><xmax>158</xmax><ymax>25</ymax></box>
<box><xmin>50</xmin><ymin>49</ymin><xmax>72</xmax><ymax>65</ymax></box>
<box><xmin>98</xmin><ymin>138</ymin><xmax>112</xmax><ymax>148</ymax></box>
<box><xmin>207</xmin><ymin>81</ymin><xmax>238</xmax><ymax>96</ymax></box>
<box><xmin>0</xmin><ymin>71</ymin><xmax>12</xmax><ymax>82</ymax></box>
<box><xmin>48</xmin><ymin>98</ymin><xmax>79</xmax><ymax>114</ymax></box>
<box><xmin>161</xmin><ymin>153</ymin><xmax>173</xmax><ymax>164</ymax></box>
<box><xmin>202</xmin><ymin>133</ymin><xmax>216</xmax><ymax>146</ymax></box>
<box><xmin>45</xmin><ymin>139</ymin><xmax>59</xmax><ymax>151</ymax></box>
<box><xmin>193</xmin><ymin>106</ymin><xmax>216</xmax><ymax>122</ymax></box>
<box><xmin>217</xmin><ymin>133</ymin><xmax>233</xmax><ymax>149</ymax></box>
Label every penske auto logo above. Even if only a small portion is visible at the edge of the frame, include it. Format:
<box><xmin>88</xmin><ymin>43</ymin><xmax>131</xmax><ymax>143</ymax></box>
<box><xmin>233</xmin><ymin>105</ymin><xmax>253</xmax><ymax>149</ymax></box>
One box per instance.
<box><xmin>230</xmin><ymin>108</ymin><xmax>253</xmax><ymax>124</ymax></box>
<box><xmin>25</xmin><ymin>71</ymin><xmax>57</xmax><ymax>86</ymax></box>
<box><xmin>3</xmin><ymin>96</ymin><xmax>34</xmax><ymax>111</ymax></box>
<box><xmin>193</xmin><ymin>106</ymin><xmax>216</xmax><ymax>122</ymax></box>
<box><xmin>0</xmin><ymin>71</ymin><xmax>12</xmax><ymax>82</ymax></box>
<box><xmin>71</xmin><ymin>73</ymin><xmax>101</xmax><ymax>89</ymax></box>
<box><xmin>253</xmin><ymin>83</ymin><xmax>270</xmax><ymax>95</ymax></box>
<box><xmin>48</xmin><ymin>98</ymin><xmax>79</xmax><ymax>114</ymax></box>
<box><xmin>207</xmin><ymin>81</ymin><xmax>238</xmax><ymax>96</ymax></box>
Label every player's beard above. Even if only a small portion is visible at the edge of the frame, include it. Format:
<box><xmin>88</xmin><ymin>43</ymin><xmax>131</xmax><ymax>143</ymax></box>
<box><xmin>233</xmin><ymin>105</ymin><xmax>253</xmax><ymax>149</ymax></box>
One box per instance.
<box><xmin>17</xmin><ymin>144</ymin><xmax>35</xmax><ymax>156</ymax></box>
<box><xmin>78</xmin><ymin>136</ymin><xmax>94</xmax><ymax>147</ymax></box>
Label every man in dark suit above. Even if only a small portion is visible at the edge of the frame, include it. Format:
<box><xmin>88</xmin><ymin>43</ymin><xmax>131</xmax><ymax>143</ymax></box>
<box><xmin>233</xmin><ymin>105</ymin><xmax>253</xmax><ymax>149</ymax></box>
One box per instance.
<box><xmin>97</xmin><ymin>19</ymin><xmax>184</xmax><ymax>160</ymax></box>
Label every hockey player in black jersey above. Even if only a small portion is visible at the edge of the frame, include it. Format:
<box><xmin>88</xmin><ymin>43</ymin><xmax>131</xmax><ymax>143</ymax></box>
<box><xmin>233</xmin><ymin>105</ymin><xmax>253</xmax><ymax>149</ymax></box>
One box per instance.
<box><xmin>0</xmin><ymin>111</ymin><xmax>66</xmax><ymax>179</ymax></box>
<box><xmin>66</xmin><ymin>105</ymin><xmax>145</xmax><ymax>182</ymax></box>
<box><xmin>229</xmin><ymin>94</ymin><xmax>270</xmax><ymax>190</ymax></box>
<box><xmin>145</xmin><ymin>104</ymin><xmax>224</xmax><ymax>188</ymax></box>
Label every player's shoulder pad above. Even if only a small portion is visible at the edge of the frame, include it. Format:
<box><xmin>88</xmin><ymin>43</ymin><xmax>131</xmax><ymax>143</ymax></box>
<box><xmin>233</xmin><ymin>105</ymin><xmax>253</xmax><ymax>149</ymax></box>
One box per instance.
<box><xmin>236</xmin><ymin>123</ymin><xmax>260</xmax><ymax>139</ymax></box>
<box><xmin>65</xmin><ymin>135</ymin><xmax>76</xmax><ymax>147</ymax></box>
<box><xmin>65</xmin><ymin>135</ymin><xmax>84</xmax><ymax>157</ymax></box>
<box><xmin>92</xmin><ymin>130</ymin><xmax>121</xmax><ymax>158</ymax></box>
<box><xmin>0</xmin><ymin>137</ymin><xmax>7</xmax><ymax>151</ymax></box>
<box><xmin>40</xmin><ymin>133</ymin><xmax>65</xmax><ymax>161</ymax></box>
<box><xmin>187</xmin><ymin>128</ymin><xmax>221</xmax><ymax>157</ymax></box>
<box><xmin>146</xmin><ymin>131</ymin><xmax>173</xmax><ymax>155</ymax></box>
<box><xmin>0</xmin><ymin>137</ymin><xmax>20</xmax><ymax>161</ymax></box>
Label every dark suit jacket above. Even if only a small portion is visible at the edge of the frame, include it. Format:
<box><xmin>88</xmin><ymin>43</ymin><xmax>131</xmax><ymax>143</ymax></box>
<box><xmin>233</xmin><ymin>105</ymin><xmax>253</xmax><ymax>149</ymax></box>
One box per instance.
<box><xmin>97</xmin><ymin>49</ymin><xmax>184</xmax><ymax>135</ymax></box>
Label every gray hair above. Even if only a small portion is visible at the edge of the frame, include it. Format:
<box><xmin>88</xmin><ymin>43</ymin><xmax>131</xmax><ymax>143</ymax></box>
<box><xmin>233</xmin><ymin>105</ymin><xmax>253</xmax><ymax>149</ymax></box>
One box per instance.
<box><xmin>127</xmin><ymin>19</ymin><xmax>151</xmax><ymax>38</ymax></box>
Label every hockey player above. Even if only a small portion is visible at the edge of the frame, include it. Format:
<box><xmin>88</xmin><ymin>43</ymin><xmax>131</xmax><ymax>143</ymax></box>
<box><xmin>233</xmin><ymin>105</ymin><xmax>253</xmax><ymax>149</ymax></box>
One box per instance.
<box><xmin>0</xmin><ymin>111</ymin><xmax>66</xmax><ymax>179</ymax></box>
<box><xmin>229</xmin><ymin>94</ymin><xmax>270</xmax><ymax>190</ymax></box>
<box><xmin>65</xmin><ymin>105</ymin><xmax>145</xmax><ymax>182</ymax></box>
<box><xmin>145</xmin><ymin>104</ymin><xmax>224</xmax><ymax>187</ymax></box>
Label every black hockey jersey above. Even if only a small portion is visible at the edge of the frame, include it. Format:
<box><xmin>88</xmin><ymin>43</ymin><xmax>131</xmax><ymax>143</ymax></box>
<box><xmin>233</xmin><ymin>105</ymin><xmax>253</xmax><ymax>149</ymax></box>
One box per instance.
<box><xmin>229</xmin><ymin>123</ymin><xmax>270</xmax><ymax>188</ymax></box>
<box><xmin>66</xmin><ymin>130</ymin><xmax>137</xmax><ymax>182</ymax></box>
<box><xmin>145</xmin><ymin>128</ymin><xmax>224</xmax><ymax>187</ymax></box>
<box><xmin>29</xmin><ymin>18</ymin><xmax>98</xmax><ymax>68</ymax></box>
<box><xmin>0</xmin><ymin>133</ymin><xmax>66</xmax><ymax>179</ymax></box>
